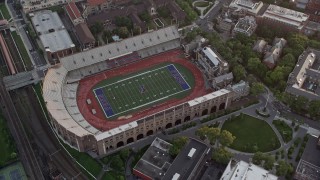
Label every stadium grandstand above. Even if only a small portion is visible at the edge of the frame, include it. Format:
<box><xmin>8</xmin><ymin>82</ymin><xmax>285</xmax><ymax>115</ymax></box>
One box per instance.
<box><xmin>42</xmin><ymin>26</ymin><xmax>237</xmax><ymax>156</ymax></box>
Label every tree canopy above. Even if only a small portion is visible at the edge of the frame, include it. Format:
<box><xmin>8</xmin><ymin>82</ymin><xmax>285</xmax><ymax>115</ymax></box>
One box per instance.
<box><xmin>169</xmin><ymin>137</ymin><xmax>188</xmax><ymax>157</ymax></box>
<box><xmin>250</xmin><ymin>82</ymin><xmax>265</xmax><ymax>96</ymax></box>
<box><xmin>212</xmin><ymin>147</ymin><xmax>232</xmax><ymax>165</ymax></box>
<box><xmin>276</xmin><ymin>160</ymin><xmax>293</xmax><ymax>176</ymax></box>
<box><xmin>219</xmin><ymin>130</ymin><xmax>236</xmax><ymax>147</ymax></box>
<box><xmin>196</xmin><ymin>126</ymin><xmax>220</xmax><ymax>144</ymax></box>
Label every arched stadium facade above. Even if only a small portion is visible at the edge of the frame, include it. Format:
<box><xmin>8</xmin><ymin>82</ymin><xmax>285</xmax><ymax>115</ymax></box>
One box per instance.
<box><xmin>42</xmin><ymin>26</ymin><xmax>236</xmax><ymax>156</ymax></box>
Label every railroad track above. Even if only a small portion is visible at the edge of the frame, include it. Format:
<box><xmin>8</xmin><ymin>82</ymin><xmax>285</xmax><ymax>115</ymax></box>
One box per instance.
<box><xmin>0</xmin><ymin>80</ymin><xmax>44</xmax><ymax>179</ymax></box>
<box><xmin>11</xmin><ymin>86</ymin><xmax>88</xmax><ymax>179</ymax></box>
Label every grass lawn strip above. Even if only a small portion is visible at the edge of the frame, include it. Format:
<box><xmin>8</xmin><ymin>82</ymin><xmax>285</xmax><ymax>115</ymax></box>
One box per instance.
<box><xmin>222</xmin><ymin>114</ymin><xmax>280</xmax><ymax>153</ymax></box>
<box><xmin>194</xmin><ymin>1</ymin><xmax>210</xmax><ymax>7</ymax></box>
<box><xmin>62</xmin><ymin>142</ymin><xmax>102</xmax><ymax>179</ymax></box>
<box><xmin>0</xmin><ymin>3</ymin><xmax>11</xmax><ymax>20</ymax></box>
<box><xmin>11</xmin><ymin>31</ymin><xmax>33</xmax><ymax>70</ymax></box>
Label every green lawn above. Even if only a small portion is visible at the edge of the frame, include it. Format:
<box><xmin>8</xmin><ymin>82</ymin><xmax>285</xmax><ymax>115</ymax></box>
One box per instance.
<box><xmin>0</xmin><ymin>114</ymin><xmax>17</xmax><ymax>167</ymax></box>
<box><xmin>11</xmin><ymin>31</ymin><xmax>33</xmax><ymax>70</ymax></box>
<box><xmin>94</xmin><ymin>63</ymin><xmax>194</xmax><ymax>119</ymax></box>
<box><xmin>272</xmin><ymin>120</ymin><xmax>293</xmax><ymax>143</ymax></box>
<box><xmin>194</xmin><ymin>1</ymin><xmax>210</xmax><ymax>7</ymax></box>
<box><xmin>222</xmin><ymin>114</ymin><xmax>280</xmax><ymax>153</ymax></box>
<box><xmin>0</xmin><ymin>3</ymin><xmax>11</xmax><ymax>20</ymax></box>
<box><xmin>102</xmin><ymin>171</ymin><xmax>125</xmax><ymax>180</ymax></box>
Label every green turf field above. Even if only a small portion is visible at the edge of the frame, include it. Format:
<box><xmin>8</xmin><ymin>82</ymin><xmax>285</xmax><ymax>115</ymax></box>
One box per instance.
<box><xmin>93</xmin><ymin>63</ymin><xmax>194</xmax><ymax>119</ymax></box>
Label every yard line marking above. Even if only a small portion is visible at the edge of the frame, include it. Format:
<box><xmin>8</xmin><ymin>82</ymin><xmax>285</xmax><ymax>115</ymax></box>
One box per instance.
<box><xmin>92</xmin><ymin>65</ymin><xmax>170</xmax><ymax>91</ymax></box>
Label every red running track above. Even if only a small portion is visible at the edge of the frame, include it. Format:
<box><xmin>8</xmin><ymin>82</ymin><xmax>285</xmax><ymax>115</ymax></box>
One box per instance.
<box><xmin>77</xmin><ymin>49</ymin><xmax>207</xmax><ymax>131</ymax></box>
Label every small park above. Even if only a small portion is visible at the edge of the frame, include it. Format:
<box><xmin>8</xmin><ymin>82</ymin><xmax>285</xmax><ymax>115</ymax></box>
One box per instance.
<box><xmin>222</xmin><ymin>113</ymin><xmax>281</xmax><ymax>153</ymax></box>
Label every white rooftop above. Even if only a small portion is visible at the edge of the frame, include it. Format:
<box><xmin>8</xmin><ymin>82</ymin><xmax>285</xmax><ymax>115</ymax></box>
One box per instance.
<box><xmin>95</xmin><ymin>122</ymin><xmax>138</xmax><ymax>141</ymax></box>
<box><xmin>188</xmin><ymin>89</ymin><xmax>230</xmax><ymax>107</ymax></box>
<box><xmin>229</xmin><ymin>0</ymin><xmax>264</xmax><ymax>15</ymax></box>
<box><xmin>221</xmin><ymin>160</ymin><xmax>278</xmax><ymax>180</ymax></box>
<box><xmin>262</xmin><ymin>4</ymin><xmax>309</xmax><ymax>29</ymax></box>
<box><xmin>202</xmin><ymin>47</ymin><xmax>220</xmax><ymax>66</ymax></box>
<box><xmin>40</xmin><ymin>30</ymin><xmax>75</xmax><ymax>53</ymax></box>
<box><xmin>31</xmin><ymin>10</ymin><xmax>65</xmax><ymax>34</ymax></box>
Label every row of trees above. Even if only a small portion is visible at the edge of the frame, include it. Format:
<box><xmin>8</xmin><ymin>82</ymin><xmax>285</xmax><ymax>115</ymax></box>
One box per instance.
<box><xmin>195</xmin><ymin>126</ymin><xmax>236</xmax><ymax>147</ymax></box>
<box><xmin>279</xmin><ymin>92</ymin><xmax>320</xmax><ymax>119</ymax></box>
<box><xmin>196</xmin><ymin>126</ymin><xmax>236</xmax><ymax>164</ymax></box>
<box><xmin>253</xmin><ymin>152</ymin><xmax>294</xmax><ymax>177</ymax></box>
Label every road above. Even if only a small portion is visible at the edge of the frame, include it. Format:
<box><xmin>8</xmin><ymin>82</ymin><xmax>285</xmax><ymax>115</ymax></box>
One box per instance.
<box><xmin>0</xmin><ymin>80</ymin><xmax>44</xmax><ymax>179</ymax></box>
<box><xmin>6</xmin><ymin>0</ymin><xmax>47</xmax><ymax>67</ymax></box>
<box><xmin>195</xmin><ymin>0</ymin><xmax>232</xmax><ymax>32</ymax></box>
<box><xmin>11</xmin><ymin>86</ymin><xmax>88</xmax><ymax>179</ymax></box>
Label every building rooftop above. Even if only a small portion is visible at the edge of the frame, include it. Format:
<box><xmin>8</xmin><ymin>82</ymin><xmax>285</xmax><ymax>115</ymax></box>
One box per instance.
<box><xmin>295</xmin><ymin>136</ymin><xmax>320</xmax><ymax>180</ymax></box>
<box><xmin>74</xmin><ymin>23</ymin><xmax>95</xmax><ymax>45</ymax></box>
<box><xmin>233</xmin><ymin>16</ymin><xmax>257</xmax><ymax>36</ymax></box>
<box><xmin>229</xmin><ymin>0</ymin><xmax>264</xmax><ymax>15</ymax></box>
<box><xmin>162</xmin><ymin>138</ymin><xmax>210</xmax><ymax>180</ymax></box>
<box><xmin>221</xmin><ymin>159</ymin><xmax>278</xmax><ymax>180</ymax></box>
<box><xmin>286</xmin><ymin>48</ymin><xmax>320</xmax><ymax>100</ymax></box>
<box><xmin>31</xmin><ymin>10</ymin><xmax>65</xmax><ymax>35</ymax></box>
<box><xmin>65</xmin><ymin>1</ymin><xmax>82</xmax><ymax>21</ymax></box>
<box><xmin>133</xmin><ymin>138</ymin><xmax>174</xmax><ymax>180</ymax></box>
<box><xmin>213</xmin><ymin>72</ymin><xmax>234</xmax><ymax>84</ymax></box>
<box><xmin>188</xmin><ymin>89</ymin><xmax>230</xmax><ymax>107</ymax></box>
<box><xmin>40</xmin><ymin>30</ymin><xmax>75</xmax><ymax>53</ymax></box>
<box><xmin>87</xmin><ymin>0</ymin><xmax>106</xmax><ymax>6</ymax></box>
<box><xmin>21</xmin><ymin>0</ymin><xmax>68</xmax><ymax>13</ymax></box>
<box><xmin>262</xmin><ymin>4</ymin><xmax>309</xmax><ymax>29</ymax></box>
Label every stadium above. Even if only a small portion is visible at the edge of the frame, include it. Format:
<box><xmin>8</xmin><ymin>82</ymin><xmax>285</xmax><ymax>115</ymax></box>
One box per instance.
<box><xmin>42</xmin><ymin>26</ymin><xmax>235</xmax><ymax>156</ymax></box>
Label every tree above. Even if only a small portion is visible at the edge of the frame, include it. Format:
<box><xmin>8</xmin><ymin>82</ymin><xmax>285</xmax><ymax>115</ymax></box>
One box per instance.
<box><xmin>219</xmin><ymin>130</ymin><xmax>236</xmax><ymax>147</ymax></box>
<box><xmin>114</xmin><ymin>16</ymin><xmax>133</xmax><ymax>30</ymax></box>
<box><xmin>291</xmin><ymin>96</ymin><xmax>308</xmax><ymax>114</ymax></box>
<box><xmin>263</xmin><ymin>155</ymin><xmax>275</xmax><ymax>170</ymax></box>
<box><xmin>212</xmin><ymin>147</ymin><xmax>232</xmax><ymax>164</ymax></box>
<box><xmin>110</xmin><ymin>155</ymin><xmax>125</xmax><ymax>171</ymax></box>
<box><xmin>169</xmin><ymin>137</ymin><xmax>188</xmax><ymax>157</ymax></box>
<box><xmin>250</xmin><ymin>82</ymin><xmax>265</xmax><ymax>96</ymax></box>
<box><xmin>278</xmin><ymin>53</ymin><xmax>295</xmax><ymax>67</ymax></box>
<box><xmin>276</xmin><ymin>160</ymin><xmax>293</xmax><ymax>176</ymax></box>
<box><xmin>308</xmin><ymin>100</ymin><xmax>320</xmax><ymax>119</ymax></box>
<box><xmin>157</xmin><ymin>6</ymin><xmax>171</xmax><ymax>19</ymax></box>
<box><xmin>119</xmin><ymin>148</ymin><xmax>130</xmax><ymax>160</ymax></box>
<box><xmin>252</xmin><ymin>152</ymin><xmax>265</xmax><ymax>165</ymax></box>
<box><xmin>139</xmin><ymin>11</ymin><xmax>151</xmax><ymax>23</ymax></box>
<box><xmin>196</xmin><ymin>126</ymin><xmax>220</xmax><ymax>144</ymax></box>
<box><xmin>247</xmin><ymin>58</ymin><xmax>261</xmax><ymax>72</ymax></box>
<box><xmin>247</xmin><ymin>58</ymin><xmax>268</xmax><ymax>78</ymax></box>
<box><xmin>232</xmin><ymin>65</ymin><xmax>246</xmax><ymax>82</ymax></box>
<box><xmin>133</xmin><ymin>26</ymin><xmax>141</xmax><ymax>36</ymax></box>
<box><xmin>118</xmin><ymin>27</ymin><xmax>129</xmax><ymax>38</ymax></box>
<box><xmin>90</xmin><ymin>21</ymin><xmax>103</xmax><ymax>36</ymax></box>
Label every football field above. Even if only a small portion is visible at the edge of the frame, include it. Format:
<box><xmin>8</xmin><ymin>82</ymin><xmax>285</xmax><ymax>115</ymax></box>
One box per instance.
<box><xmin>93</xmin><ymin>64</ymin><xmax>192</xmax><ymax>118</ymax></box>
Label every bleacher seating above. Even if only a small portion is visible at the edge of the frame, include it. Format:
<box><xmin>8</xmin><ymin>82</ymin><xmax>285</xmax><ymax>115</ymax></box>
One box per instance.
<box><xmin>42</xmin><ymin>26</ymin><xmax>181</xmax><ymax>141</ymax></box>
